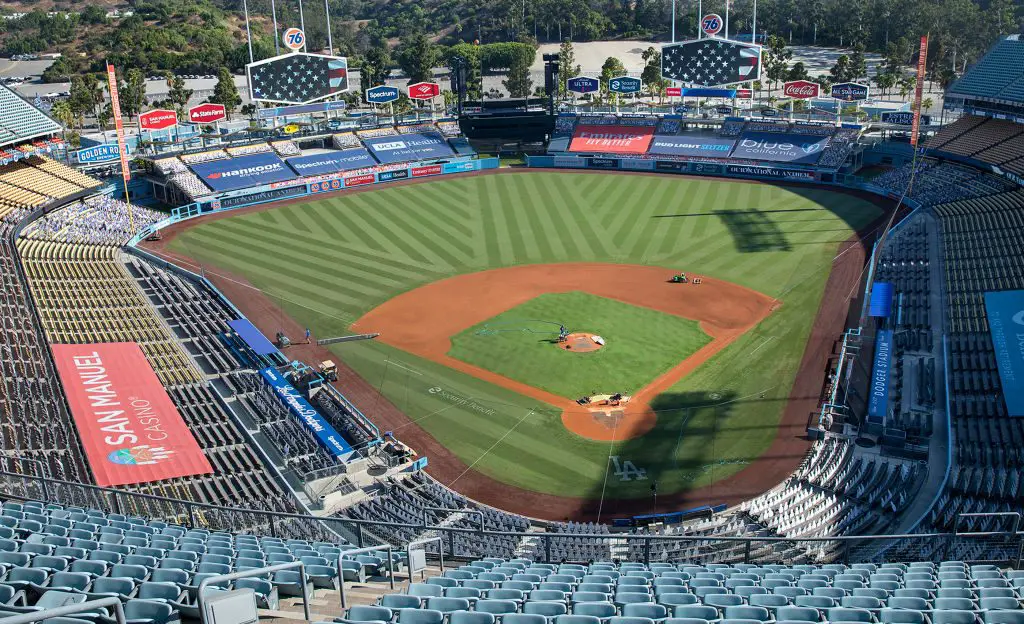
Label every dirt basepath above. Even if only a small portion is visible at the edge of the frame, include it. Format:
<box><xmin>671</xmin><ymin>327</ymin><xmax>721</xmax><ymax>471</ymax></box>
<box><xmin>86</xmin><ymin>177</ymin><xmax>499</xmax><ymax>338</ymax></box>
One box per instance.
<box><xmin>143</xmin><ymin>168</ymin><xmax>891</xmax><ymax>521</ymax></box>
<box><xmin>353</xmin><ymin>263</ymin><xmax>775</xmax><ymax>441</ymax></box>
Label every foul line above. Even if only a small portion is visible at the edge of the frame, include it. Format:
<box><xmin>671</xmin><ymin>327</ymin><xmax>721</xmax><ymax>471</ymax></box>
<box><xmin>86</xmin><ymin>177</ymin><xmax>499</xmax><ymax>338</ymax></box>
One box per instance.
<box><xmin>446</xmin><ymin>408</ymin><xmax>536</xmax><ymax>489</ymax></box>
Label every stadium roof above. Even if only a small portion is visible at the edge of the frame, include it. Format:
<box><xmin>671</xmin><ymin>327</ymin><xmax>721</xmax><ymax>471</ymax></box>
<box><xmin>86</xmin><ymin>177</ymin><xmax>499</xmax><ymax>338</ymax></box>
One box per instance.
<box><xmin>0</xmin><ymin>83</ymin><xmax>61</xmax><ymax>148</ymax></box>
<box><xmin>947</xmin><ymin>35</ymin><xmax>1024</xmax><ymax>107</ymax></box>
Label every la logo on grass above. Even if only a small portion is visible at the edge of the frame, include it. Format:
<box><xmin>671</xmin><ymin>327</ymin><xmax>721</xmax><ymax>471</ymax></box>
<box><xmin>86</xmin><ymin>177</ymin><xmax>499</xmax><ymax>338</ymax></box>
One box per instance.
<box><xmin>611</xmin><ymin>456</ymin><xmax>647</xmax><ymax>481</ymax></box>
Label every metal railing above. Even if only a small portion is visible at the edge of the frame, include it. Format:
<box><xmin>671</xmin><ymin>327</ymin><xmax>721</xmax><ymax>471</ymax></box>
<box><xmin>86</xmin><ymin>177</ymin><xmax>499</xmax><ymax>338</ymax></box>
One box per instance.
<box><xmin>1</xmin><ymin>467</ymin><xmax>1022</xmax><ymax>567</ymax></box>
<box><xmin>198</xmin><ymin>562</ymin><xmax>312</xmax><ymax>623</ymax></box>
<box><xmin>0</xmin><ymin>597</ymin><xmax>126</xmax><ymax>624</ymax></box>
<box><xmin>337</xmin><ymin>545</ymin><xmax>396</xmax><ymax>609</ymax></box>
<box><xmin>407</xmin><ymin>536</ymin><xmax>446</xmax><ymax>581</ymax></box>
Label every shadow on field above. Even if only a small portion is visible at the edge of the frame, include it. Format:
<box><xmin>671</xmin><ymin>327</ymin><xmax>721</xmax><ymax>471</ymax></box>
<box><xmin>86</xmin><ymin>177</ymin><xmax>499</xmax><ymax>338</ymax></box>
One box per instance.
<box><xmin>717</xmin><ymin>209</ymin><xmax>792</xmax><ymax>252</ymax></box>
<box><xmin>652</xmin><ymin>207</ymin><xmax>821</xmax><ymax>219</ymax></box>
<box><xmin>579</xmin><ymin>389</ymin><xmax>813</xmax><ymax>520</ymax></box>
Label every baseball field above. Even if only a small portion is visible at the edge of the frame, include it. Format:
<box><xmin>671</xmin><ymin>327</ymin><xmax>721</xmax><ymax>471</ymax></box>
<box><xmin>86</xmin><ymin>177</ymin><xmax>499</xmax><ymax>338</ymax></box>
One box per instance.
<box><xmin>161</xmin><ymin>171</ymin><xmax>882</xmax><ymax>518</ymax></box>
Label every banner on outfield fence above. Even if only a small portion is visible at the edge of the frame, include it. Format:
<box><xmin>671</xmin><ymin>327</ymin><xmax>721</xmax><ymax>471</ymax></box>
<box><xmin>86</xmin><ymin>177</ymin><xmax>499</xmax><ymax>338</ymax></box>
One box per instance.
<box><xmin>190</xmin><ymin>152</ymin><xmax>296</xmax><ymax>192</ymax></box>
<box><xmin>648</xmin><ymin>134</ymin><xmax>735</xmax><ymax>157</ymax></box>
<box><xmin>51</xmin><ymin>343</ymin><xmax>213</xmax><ymax>486</ymax></box>
<box><xmin>725</xmin><ymin>164</ymin><xmax>816</xmax><ymax>180</ymax></box>
<box><xmin>867</xmin><ymin>329</ymin><xmax>893</xmax><ymax>423</ymax></box>
<box><xmin>732</xmin><ymin>131</ymin><xmax>829</xmax><ymax>164</ymax></box>
<box><xmin>363</xmin><ymin>132</ymin><xmax>455</xmax><ymax>164</ymax></box>
<box><xmin>569</xmin><ymin>124</ymin><xmax>654</xmax><ymax>154</ymax></box>
<box><xmin>286</xmin><ymin>148</ymin><xmax>376</xmax><ymax>176</ymax></box>
<box><xmin>259</xmin><ymin>367</ymin><xmax>353</xmax><ymax>457</ymax></box>
<box><xmin>984</xmin><ymin>290</ymin><xmax>1024</xmax><ymax>416</ymax></box>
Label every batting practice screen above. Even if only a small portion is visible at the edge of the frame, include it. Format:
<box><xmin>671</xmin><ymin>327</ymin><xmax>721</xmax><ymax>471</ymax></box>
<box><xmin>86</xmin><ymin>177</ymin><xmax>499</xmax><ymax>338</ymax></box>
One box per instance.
<box><xmin>50</xmin><ymin>343</ymin><xmax>213</xmax><ymax>486</ymax></box>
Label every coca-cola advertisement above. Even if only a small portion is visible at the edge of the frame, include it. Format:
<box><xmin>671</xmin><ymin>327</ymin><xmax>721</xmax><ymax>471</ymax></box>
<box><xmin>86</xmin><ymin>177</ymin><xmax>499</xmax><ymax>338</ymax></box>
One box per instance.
<box><xmin>783</xmin><ymin>80</ymin><xmax>820</xmax><ymax>99</ymax></box>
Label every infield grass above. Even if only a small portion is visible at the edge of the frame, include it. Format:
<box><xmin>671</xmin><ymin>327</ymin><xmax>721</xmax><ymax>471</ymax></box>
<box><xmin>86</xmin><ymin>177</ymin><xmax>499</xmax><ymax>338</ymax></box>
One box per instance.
<box><xmin>170</xmin><ymin>171</ymin><xmax>881</xmax><ymax>500</ymax></box>
<box><xmin>449</xmin><ymin>292</ymin><xmax>711</xmax><ymax>399</ymax></box>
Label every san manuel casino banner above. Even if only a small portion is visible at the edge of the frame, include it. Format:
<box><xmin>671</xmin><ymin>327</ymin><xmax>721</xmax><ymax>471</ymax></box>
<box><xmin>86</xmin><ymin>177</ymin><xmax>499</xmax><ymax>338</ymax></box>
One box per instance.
<box><xmin>569</xmin><ymin>125</ymin><xmax>655</xmax><ymax>154</ymax></box>
<box><xmin>50</xmin><ymin>343</ymin><xmax>213</xmax><ymax>486</ymax></box>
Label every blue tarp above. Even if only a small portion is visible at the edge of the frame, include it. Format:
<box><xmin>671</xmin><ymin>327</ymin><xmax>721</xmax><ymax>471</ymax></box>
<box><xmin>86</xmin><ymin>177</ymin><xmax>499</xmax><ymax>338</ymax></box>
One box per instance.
<box><xmin>680</xmin><ymin>88</ymin><xmax>737</xmax><ymax>98</ymax></box>
<box><xmin>227</xmin><ymin>318</ymin><xmax>278</xmax><ymax>356</ymax></box>
<box><xmin>259</xmin><ymin>367</ymin><xmax>353</xmax><ymax>458</ymax></box>
<box><xmin>869</xmin><ymin>282</ymin><xmax>895</xmax><ymax>318</ymax></box>
<box><xmin>732</xmin><ymin>131</ymin><xmax>829</xmax><ymax>164</ymax></box>
<box><xmin>984</xmin><ymin>290</ymin><xmax>1024</xmax><ymax>416</ymax></box>
<box><xmin>363</xmin><ymin>132</ymin><xmax>455</xmax><ymax>164</ymax></box>
<box><xmin>867</xmin><ymin>329</ymin><xmax>894</xmax><ymax>424</ymax></box>
<box><xmin>287</xmin><ymin>148</ymin><xmax>377</xmax><ymax>176</ymax></box>
<box><xmin>190</xmin><ymin>152</ymin><xmax>296</xmax><ymax>192</ymax></box>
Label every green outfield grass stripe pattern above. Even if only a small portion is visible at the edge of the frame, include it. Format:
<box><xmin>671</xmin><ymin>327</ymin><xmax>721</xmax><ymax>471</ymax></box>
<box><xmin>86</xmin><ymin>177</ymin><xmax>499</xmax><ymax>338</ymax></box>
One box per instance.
<box><xmin>172</xmin><ymin>172</ymin><xmax>881</xmax><ymax>499</ymax></box>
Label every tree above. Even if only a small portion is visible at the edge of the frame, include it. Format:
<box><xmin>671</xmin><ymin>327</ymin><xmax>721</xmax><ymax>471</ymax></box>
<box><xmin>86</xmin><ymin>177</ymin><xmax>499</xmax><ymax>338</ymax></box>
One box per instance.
<box><xmin>97</xmin><ymin>103</ymin><xmax>112</xmax><ymax>131</ymax></box>
<box><xmin>921</xmin><ymin>96</ymin><xmax>934</xmax><ymax>112</ymax></box>
<box><xmin>640</xmin><ymin>46</ymin><xmax>664</xmax><ymax>100</ymax></box>
<box><xmin>557</xmin><ymin>39</ymin><xmax>580</xmax><ymax>98</ymax></box>
<box><xmin>396</xmin><ymin>33</ymin><xmax>438</xmax><ymax>84</ymax></box>
<box><xmin>873</xmin><ymin>71</ymin><xmax>897</xmax><ymax>96</ymax></box>
<box><xmin>361</xmin><ymin>45</ymin><xmax>393</xmax><ymax>92</ymax></box>
<box><xmin>503</xmin><ymin>54</ymin><xmax>533</xmax><ymax>97</ymax></box>
<box><xmin>599</xmin><ymin>56</ymin><xmax>626</xmax><ymax>104</ymax></box>
<box><xmin>787</xmin><ymin>61</ymin><xmax>810</xmax><ymax>82</ymax></box>
<box><xmin>68</xmin><ymin>75</ymin><xmax>96</xmax><ymax>128</ymax></box>
<box><xmin>829</xmin><ymin>54</ymin><xmax>853</xmax><ymax>83</ymax></box>
<box><xmin>848</xmin><ymin>44</ymin><xmax>868</xmax><ymax>81</ymax></box>
<box><xmin>764</xmin><ymin>35</ymin><xmax>793</xmax><ymax>93</ymax></box>
<box><xmin>50</xmin><ymin>99</ymin><xmax>74</xmax><ymax>143</ymax></box>
<box><xmin>210</xmin><ymin>67</ymin><xmax>241</xmax><ymax>118</ymax></box>
<box><xmin>165</xmin><ymin>73</ymin><xmax>193</xmax><ymax>116</ymax></box>
<box><xmin>119</xmin><ymin>68</ymin><xmax>146</xmax><ymax>119</ymax></box>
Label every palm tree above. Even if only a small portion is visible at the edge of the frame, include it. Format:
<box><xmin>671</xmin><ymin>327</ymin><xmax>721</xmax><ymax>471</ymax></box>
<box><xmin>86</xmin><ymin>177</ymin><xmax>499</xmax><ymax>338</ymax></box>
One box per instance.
<box><xmin>50</xmin><ymin>100</ymin><xmax>74</xmax><ymax>147</ymax></box>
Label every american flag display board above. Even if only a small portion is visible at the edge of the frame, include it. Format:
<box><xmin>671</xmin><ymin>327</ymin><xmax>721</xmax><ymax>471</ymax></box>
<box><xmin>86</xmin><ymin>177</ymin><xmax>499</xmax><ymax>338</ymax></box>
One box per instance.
<box><xmin>247</xmin><ymin>52</ymin><xmax>348</xmax><ymax>104</ymax></box>
<box><xmin>661</xmin><ymin>39</ymin><xmax>761</xmax><ymax>86</ymax></box>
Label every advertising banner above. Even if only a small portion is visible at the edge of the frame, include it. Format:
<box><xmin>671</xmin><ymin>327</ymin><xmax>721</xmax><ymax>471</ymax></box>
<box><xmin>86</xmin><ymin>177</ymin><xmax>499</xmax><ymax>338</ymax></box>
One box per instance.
<box><xmin>139</xmin><ymin>109</ymin><xmax>178</xmax><ymax>130</ymax></box>
<box><xmin>867</xmin><ymin>329</ymin><xmax>894</xmax><ymax>423</ymax></box>
<box><xmin>344</xmin><ymin>173</ymin><xmax>376</xmax><ymax>186</ymax></box>
<box><xmin>553</xmin><ymin>156</ymin><xmax>587</xmax><ymax>168</ymax></box>
<box><xmin>412</xmin><ymin>164</ymin><xmax>443</xmax><ymax>177</ymax></box>
<box><xmin>408</xmin><ymin>82</ymin><xmax>441</xmax><ymax>100</ymax></box>
<box><xmin>648</xmin><ymin>134</ymin><xmax>735</xmax><ymax>157</ymax></box>
<box><xmin>76</xmin><ymin>143</ymin><xmax>122</xmax><ymax>164</ymax></box>
<box><xmin>310</xmin><ymin>178</ymin><xmax>344</xmax><ymax>194</ymax></box>
<box><xmin>831</xmin><ymin>82</ymin><xmax>870</xmax><ymax>102</ymax></box>
<box><xmin>259</xmin><ymin>367</ymin><xmax>352</xmax><ymax>458</ymax></box>
<box><xmin>105</xmin><ymin>64</ymin><xmax>131</xmax><ymax>184</ymax></box>
<box><xmin>679</xmin><ymin>88</ymin><xmax>736</xmax><ymax>98</ymax></box>
<box><xmin>257</xmin><ymin>101</ymin><xmax>347</xmax><ymax>119</ymax></box>
<box><xmin>51</xmin><ymin>343</ymin><xmax>213</xmax><ymax>486</ymax></box>
<box><xmin>882</xmin><ymin>111</ymin><xmax>932</xmax><ymax>126</ymax></box>
<box><xmin>378</xmin><ymin>169</ymin><xmax>410</xmax><ymax>182</ymax></box>
<box><xmin>187</xmin><ymin>103</ymin><xmax>227</xmax><ymax>124</ymax></box>
<box><xmin>191</xmin><ymin>152</ymin><xmax>296</xmax><ymax>192</ymax></box>
<box><xmin>666</xmin><ymin>87</ymin><xmax>682</xmax><ymax>97</ymax></box>
<box><xmin>783</xmin><ymin>80</ymin><xmax>820</xmax><ymax>99</ymax></box>
<box><xmin>586</xmin><ymin>157</ymin><xmax>620</xmax><ymax>169</ymax></box>
<box><xmin>726</xmin><ymin>164</ymin><xmax>816</xmax><ymax>180</ymax></box>
<box><xmin>656</xmin><ymin>161</ymin><xmax>687</xmax><ymax>172</ymax></box>
<box><xmin>609</xmin><ymin>76</ymin><xmax>643</xmax><ymax>94</ymax></box>
<box><xmin>219</xmin><ymin>185</ymin><xmax>305</xmax><ymax>208</ymax></box>
<box><xmin>732</xmin><ymin>131</ymin><xmax>829</xmax><ymax>164</ymax></box>
<box><xmin>569</xmin><ymin>125</ymin><xmax>655</xmax><ymax>154</ymax></box>
<box><xmin>566</xmin><ymin>76</ymin><xmax>600</xmax><ymax>94</ymax></box>
<box><xmin>984</xmin><ymin>290</ymin><xmax>1024</xmax><ymax>416</ymax></box>
<box><xmin>690</xmin><ymin>162</ymin><xmax>724</xmax><ymax>175</ymax></box>
<box><xmin>443</xmin><ymin>161</ymin><xmax>480</xmax><ymax>174</ymax></box>
<box><xmin>363</xmin><ymin>132</ymin><xmax>455</xmax><ymax>164</ymax></box>
<box><xmin>286</xmin><ymin>148</ymin><xmax>376</xmax><ymax>176</ymax></box>
<box><xmin>365</xmin><ymin>85</ymin><xmax>399</xmax><ymax>104</ymax></box>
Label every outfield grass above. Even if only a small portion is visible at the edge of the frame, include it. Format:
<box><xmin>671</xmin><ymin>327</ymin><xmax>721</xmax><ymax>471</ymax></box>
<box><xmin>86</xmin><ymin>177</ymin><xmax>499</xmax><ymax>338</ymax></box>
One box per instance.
<box><xmin>170</xmin><ymin>172</ymin><xmax>881</xmax><ymax>499</ymax></box>
<box><xmin>449</xmin><ymin>292</ymin><xmax>711</xmax><ymax>399</ymax></box>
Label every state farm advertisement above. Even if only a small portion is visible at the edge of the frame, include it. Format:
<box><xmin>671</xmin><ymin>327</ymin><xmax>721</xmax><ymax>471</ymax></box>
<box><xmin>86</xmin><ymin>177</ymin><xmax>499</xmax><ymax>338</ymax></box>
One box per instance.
<box><xmin>187</xmin><ymin>103</ymin><xmax>227</xmax><ymax>124</ymax></box>
<box><xmin>569</xmin><ymin>125</ymin><xmax>655</xmax><ymax>154</ymax></box>
<box><xmin>51</xmin><ymin>343</ymin><xmax>213</xmax><ymax>487</ymax></box>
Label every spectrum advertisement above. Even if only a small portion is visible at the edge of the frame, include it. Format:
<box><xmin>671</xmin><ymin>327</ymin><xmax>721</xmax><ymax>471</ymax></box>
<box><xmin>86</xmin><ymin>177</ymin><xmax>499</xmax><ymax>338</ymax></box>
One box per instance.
<box><xmin>190</xmin><ymin>152</ymin><xmax>297</xmax><ymax>192</ymax></box>
<box><xmin>286</xmin><ymin>148</ymin><xmax>377</xmax><ymax>176</ymax></box>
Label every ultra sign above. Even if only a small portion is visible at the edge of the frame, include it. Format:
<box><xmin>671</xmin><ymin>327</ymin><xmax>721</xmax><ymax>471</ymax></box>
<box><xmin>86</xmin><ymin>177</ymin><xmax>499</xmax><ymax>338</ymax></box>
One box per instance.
<box><xmin>566</xmin><ymin>76</ymin><xmax>600</xmax><ymax>94</ymax></box>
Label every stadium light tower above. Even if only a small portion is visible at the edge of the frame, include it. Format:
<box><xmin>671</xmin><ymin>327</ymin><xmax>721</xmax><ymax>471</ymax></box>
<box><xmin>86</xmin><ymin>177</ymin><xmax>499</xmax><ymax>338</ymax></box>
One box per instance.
<box><xmin>271</xmin><ymin>0</ymin><xmax>280</xmax><ymax>54</ymax></box>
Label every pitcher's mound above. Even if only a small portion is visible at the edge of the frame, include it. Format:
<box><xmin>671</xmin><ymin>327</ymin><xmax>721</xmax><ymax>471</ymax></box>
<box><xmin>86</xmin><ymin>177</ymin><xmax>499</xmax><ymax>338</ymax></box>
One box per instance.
<box><xmin>560</xmin><ymin>332</ymin><xmax>604</xmax><ymax>353</ymax></box>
